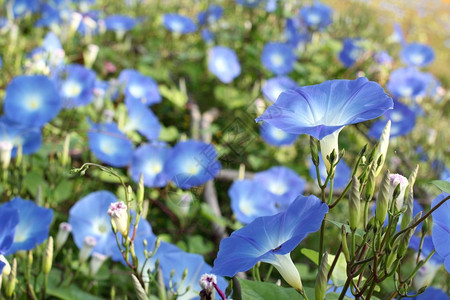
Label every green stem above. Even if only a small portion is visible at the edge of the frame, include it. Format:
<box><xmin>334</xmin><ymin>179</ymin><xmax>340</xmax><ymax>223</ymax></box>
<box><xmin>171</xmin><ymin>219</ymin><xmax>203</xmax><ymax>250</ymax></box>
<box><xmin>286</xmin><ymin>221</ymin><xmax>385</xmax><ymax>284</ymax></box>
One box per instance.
<box><xmin>319</xmin><ymin>215</ymin><xmax>327</xmax><ymax>266</ymax></box>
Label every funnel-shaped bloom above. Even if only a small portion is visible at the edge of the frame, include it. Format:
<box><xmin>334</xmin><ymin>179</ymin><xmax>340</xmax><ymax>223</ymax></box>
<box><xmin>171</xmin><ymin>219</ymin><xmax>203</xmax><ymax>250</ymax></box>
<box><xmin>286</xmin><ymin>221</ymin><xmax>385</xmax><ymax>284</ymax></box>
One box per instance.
<box><xmin>261</xmin><ymin>42</ymin><xmax>296</xmax><ymax>75</ymax></box>
<box><xmin>1</xmin><ymin>197</ymin><xmax>53</xmax><ymax>255</ymax></box>
<box><xmin>88</xmin><ymin>120</ymin><xmax>133</xmax><ymax>167</ymax></box>
<box><xmin>229</xmin><ymin>180</ymin><xmax>277</xmax><ymax>224</ymax></box>
<box><xmin>400</xmin><ymin>43</ymin><xmax>435</xmax><ymax>67</ymax></box>
<box><xmin>262</xmin><ymin>76</ymin><xmax>299</xmax><ymax>103</ymax></box>
<box><xmin>212</xmin><ymin>195</ymin><xmax>328</xmax><ymax>291</ymax></box>
<box><xmin>58</xmin><ymin>64</ymin><xmax>96</xmax><ymax>108</ymax></box>
<box><xmin>260</xmin><ymin>122</ymin><xmax>298</xmax><ymax>146</ymax></box>
<box><xmin>165</xmin><ymin>140</ymin><xmax>221</xmax><ymax>189</ymax></box>
<box><xmin>124</xmin><ymin>98</ymin><xmax>161</xmax><ymax>140</ymax></box>
<box><xmin>0</xmin><ymin>117</ymin><xmax>42</xmax><ymax>157</ymax></box>
<box><xmin>130</xmin><ymin>143</ymin><xmax>171</xmax><ymax>187</ymax></box>
<box><xmin>254</xmin><ymin>166</ymin><xmax>306</xmax><ymax>210</ymax></box>
<box><xmin>387</xmin><ymin>67</ymin><xmax>429</xmax><ymax>99</ymax></box>
<box><xmin>208</xmin><ymin>46</ymin><xmax>241</xmax><ymax>83</ymax></box>
<box><xmin>431</xmin><ymin>183</ymin><xmax>450</xmax><ymax>273</ymax></box>
<box><xmin>299</xmin><ymin>2</ymin><xmax>333</xmax><ymax>31</ymax></box>
<box><xmin>256</xmin><ymin>77</ymin><xmax>393</xmax><ymax>169</ymax></box>
<box><xmin>118</xmin><ymin>69</ymin><xmax>161</xmax><ymax>105</ymax></box>
<box><xmin>4</xmin><ymin>75</ymin><xmax>62</xmax><ymax>127</ymax></box>
<box><xmin>163</xmin><ymin>14</ymin><xmax>197</xmax><ymax>34</ymax></box>
<box><xmin>0</xmin><ymin>206</ymin><xmax>19</xmax><ymax>260</ymax></box>
<box><xmin>339</xmin><ymin>38</ymin><xmax>365</xmax><ymax>67</ymax></box>
<box><xmin>368</xmin><ymin>100</ymin><xmax>416</xmax><ymax>139</ymax></box>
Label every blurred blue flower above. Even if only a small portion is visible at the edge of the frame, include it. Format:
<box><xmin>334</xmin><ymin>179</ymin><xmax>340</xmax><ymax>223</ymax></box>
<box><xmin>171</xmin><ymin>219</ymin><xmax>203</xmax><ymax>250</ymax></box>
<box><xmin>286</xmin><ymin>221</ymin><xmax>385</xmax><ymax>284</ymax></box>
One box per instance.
<box><xmin>88</xmin><ymin>120</ymin><xmax>133</xmax><ymax>167</ymax></box>
<box><xmin>77</xmin><ymin>11</ymin><xmax>101</xmax><ymax>36</ymax></box>
<box><xmin>0</xmin><ymin>206</ymin><xmax>19</xmax><ymax>266</ymax></box>
<box><xmin>400</xmin><ymin>43</ymin><xmax>435</xmax><ymax>67</ymax></box>
<box><xmin>212</xmin><ymin>195</ymin><xmax>328</xmax><ymax>290</ymax></box>
<box><xmin>0</xmin><ymin>55</ymin><xmax>2</xmax><ymax>69</ymax></box>
<box><xmin>229</xmin><ymin>179</ymin><xmax>277</xmax><ymax>224</ymax></box>
<box><xmin>164</xmin><ymin>140</ymin><xmax>221</xmax><ymax>189</ymax></box>
<box><xmin>208</xmin><ymin>46</ymin><xmax>241</xmax><ymax>83</ymax></box>
<box><xmin>262</xmin><ymin>76</ymin><xmax>299</xmax><ymax>103</ymax></box>
<box><xmin>431</xmin><ymin>183</ymin><xmax>450</xmax><ymax>273</ymax></box>
<box><xmin>124</xmin><ymin>98</ymin><xmax>161</xmax><ymax>140</ymax></box>
<box><xmin>163</xmin><ymin>14</ymin><xmax>197</xmax><ymax>34</ymax></box>
<box><xmin>409</xmin><ymin>236</ymin><xmax>444</xmax><ymax>277</ymax></box>
<box><xmin>339</xmin><ymin>38</ymin><xmax>365</xmax><ymax>67</ymax></box>
<box><xmin>261</xmin><ymin>42</ymin><xmax>296</xmax><ymax>75</ymax></box>
<box><xmin>254</xmin><ymin>166</ymin><xmax>306</xmax><ymax>210</ymax></box>
<box><xmin>266</xmin><ymin>0</ymin><xmax>277</xmax><ymax>12</ymax></box>
<box><xmin>118</xmin><ymin>69</ymin><xmax>161</xmax><ymax>106</ymax></box>
<box><xmin>285</xmin><ymin>18</ymin><xmax>310</xmax><ymax>48</ymax></box>
<box><xmin>0</xmin><ymin>117</ymin><xmax>42</xmax><ymax>157</ymax></box>
<box><xmin>299</xmin><ymin>2</ymin><xmax>333</xmax><ymax>31</ymax></box>
<box><xmin>387</xmin><ymin>67</ymin><xmax>429</xmax><ymax>99</ymax></box>
<box><xmin>409</xmin><ymin>287</ymin><xmax>450</xmax><ymax>300</ymax></box>
<box><xmin>256</xmin><ymin>78</ymin><xmax>393</xmax><ymax>169</ymax></box>
<box><xmin>236</xmin><ymin>0</ymin><xmax>263</xmax><ymax>7</ymax></box>
<box><xmin>69</xmin><ymin>191</ymin><xmax>117</xmax><ymax>257</ymax></box>
<box><xmin>4</xmin><ymin>75</ymin><xmax>62</xmax><ymax>127</ymax></box>
<box><xmin>368</xmin><ymin>100</ymin><xmax>416</xmax><ymax>139</ymax></box>
<box><xmin>309</xmin><ymin>154</ymin><xmax>351</xmax><ymax>189</ymax></box>
<box><xmin>201</xmin><ymin>28</ymin><xmax>215</xmax><ymax>43</ymax></box>
<box><xmin>198</xmin><ymin>5</ymin><xmax>223</xmax><ymax>25</ymax></box>
<box><xmin>130</xmin><ymin>143</ymin><xmax>171</xmax><ymax>188</ymax></box>
<box><xmin>12</xmin><ymin>0</ymin><xmax>40</xmax><ymax>18</ymax></box>
<box><xmin>374</xmin><ymin>51</ymin><xmax>393</xmax><ymax>65</ymax></box>
<box><xmin>104</xmin><ymin>15</ymin><xmax>137</xmax><ymax>32</ymax></box>
<box><xmin>391</xmin><ymin>23</ymin><xmax>406</xmax><ymax>45</ymax></box>
<box><xmin>1</xmin><ymin>197</ymin><xmax>53</xmax><ymax>255</ymax></box>
<box><xmin>58</xmin><ymin>64</ymin><xmax>96</xmax><ymax>108</ymax></box>
<box><xmin>35</xmin><ymin>3</ymin><xmax>67</xmax><ymax>28</ymax></box>
<box><xmin>260</xmin><ymin>122</ymin><xmax>299</xmax><ymax>146</ymax></box>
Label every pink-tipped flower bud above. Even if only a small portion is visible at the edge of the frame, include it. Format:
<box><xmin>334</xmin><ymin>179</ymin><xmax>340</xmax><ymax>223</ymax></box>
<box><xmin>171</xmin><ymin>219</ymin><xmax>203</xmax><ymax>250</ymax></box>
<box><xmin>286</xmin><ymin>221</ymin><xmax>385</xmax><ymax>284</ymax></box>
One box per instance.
<box><xmin>89</xmin><ymin>252</ymin><xmax>109</xmax><ymax>276</ymax></box>
<box><xmin>108</xmin><ymin>201</ymin><xmax>128</xmax><ymax>236</ymax></box>
<box><xmin>55</xmin><ymin>222</ymin><xmax>72</xmax><ymax>251</ymax></box>
<box><xmin>199</xmin><ymin>273</ymin><xmax>217</xmax><ymax>292</ymax></box>
<box><xmin>79</xmin><ymin>236</ymin><xmax>97</xmax><ymax>263</ymax></box>
<box><xmin>389</xmin><ymin>174</ymin><xmax>409</xmax><ymax>212</ymax></box>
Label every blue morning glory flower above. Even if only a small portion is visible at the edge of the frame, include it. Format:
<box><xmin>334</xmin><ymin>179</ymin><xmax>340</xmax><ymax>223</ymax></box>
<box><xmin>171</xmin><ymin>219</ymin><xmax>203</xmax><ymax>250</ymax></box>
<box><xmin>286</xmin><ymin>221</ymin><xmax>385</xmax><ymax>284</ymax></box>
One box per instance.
<box><xmin>35</xmin><ymin>3</ymin><xmax>67</xmax><ymax>28</ymax></box>
<box><xmin>0</xmin><ymin>117</ymin><xmax>42</xmax><ymax>157</ymax></box>
<box><xmin>212</xmin><ymin>195</ymin><xmax>328</xmax><ymax>291</ymax></box>
<box><xmin>261</xmin><ymin>42</ymin><xmax>296</xmax><ymax>75</ymax></box>
<box><xmin>254</xmin><ymin>166</ymin><xmax>306</xmax><ymax>210</ymax></box>
<box><xmin>164</xmin><ymin>140</ymin><xmax>221</xmax><ymax>189</ymax></box>
<box><xmin>256</xmin><ymin>78</ymin><xmax>393</xmax><ymax>169</ymax></box>
<box><xmin>285</xmin><ymin>18</ymin><xmax>310</xmax><ymax>48</ymax></box>
<box><xmin>12</xmin><ymin>0</ymin><xmax>40</xmax><ymax>18</ymax></box>
<box><xmin>118</xmin><ymin>69</ymin><xmax>161</xmax><ymax>106</ymax></box>
<box><xmin>409</xmin><ymin>287</ymin><xmax>450</xmax><ymax>300</ymax></box>
<box><xmin>4</xmin><ymin>75</ymin><xmax>62</xmax><ymax>127</ymax></box>
<box><xmin>339</xmin><ymin>38</ymin><xmax>365</xmax><ymax>67</ymax></box>
<box><xmin>236</xmin><ymin>0</ymin><xmax>263</xmax><ymax>7</ymax></box>
<box><xmin>0</xmin><ymin>206</ymin><xmax>19</xmax><ymax>260</ymax></box>
<box><xmin>386</xmin><ymin>67</ymin><xmax>429</xmax><ymax>99</ymax></box>
<box><xmin>400</xmin><ymin>43</ymin><xmax>435</xmax><ymax>67</ymax></box>
<box><xmin>197</xmin><ymin>5</ymin><xmax>223</xmax><ymax>25</ymax></box>
<box><xmin>229</xmin><ymin>179</ymin><xmax>277</xmax><ymax>224</ymax></box>
<box><xmin>130</xmin><ymin>143</ymin><xmax>171</xmax><ymax>188</ymax></box>
<box><xmin>77</xmin><ymin>11</ymin><xmax>101</xmax><ymax>36</ymax></box>
<box><xmin>163</xmin><ymin>14</ymin><xmax>197</xmax><ymax>34</ymax></box>
<box><xmin>208</xmin><ymin>46</ymin><xmax>241</xmax><ymax>83</ymax></box>
<box><xmin>260</xmin><ymin>122</ymin><xmax>299</xmax><ymax>146</ymax></box>
<box><xmin>88</xmin><ymin>120</ymin><xmax>134</xmax><ymax>167</ymax></box>
<box><xmin>262</xmin><ymin>76</ymin><xmax>299</xmax><ymax>103</ymax></box>
<box><xmin>266</xmin><ymin>0</ymin><xmax>277</xmax><ymax>12</ymax></box>
<box><xmin>124</xmin><ymin>98</ymin><xmax>161</xmax><ymax>141</ymax></box>
<box><xmin>1</xmin><ymin>197</ymin><xmax>53</xmax><ymax>255</ymax></box>
<box><xmin>431</xmin><ymin>183</ymin><xmax>450</xmax><ymax>273</ymax></box>
<box><xmin>69</xmin><ymin>191</ymin><xmax>120</xmax><ymax>258</ymax></box>
<box><xmin>58</xmin><ymin>64</ymin><xmax>96</xmax><ymax>108</ymax></box>
<box><xmin>299</xmin><ymin>2</ymin><xmax>333</xmax><ymax>31</ymax></box>
<box><xmin>309</xmin><ymin>153</ymin><xmax>351</xmax><ymax>189</ymax></box>
<box><xmin>374</xmin><ymin>51</ymin><xmax>393</xmax><ymax>65</ymax></box>
<box><xmin>368</xmin><ymin>100</ymin><xmax>416</xmax><ymax>139</ymax></box>
<box><xmin>201</xmin><ymin>28</ymin><xmax>214</xmax><ymax>43</ymax></box>
<box><xmin>104</xmin><ymin>15</ymin><xmax>137</xmax><ymax>32</ymax></box>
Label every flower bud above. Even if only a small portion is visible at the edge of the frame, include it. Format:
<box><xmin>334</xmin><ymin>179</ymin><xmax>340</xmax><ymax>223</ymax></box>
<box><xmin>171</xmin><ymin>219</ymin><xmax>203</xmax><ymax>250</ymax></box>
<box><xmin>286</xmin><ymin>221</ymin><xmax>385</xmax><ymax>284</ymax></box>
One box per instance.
<box><xmin>315</xmin><ymin>252</ymin><xmax>328</xmax><ymax>300</ymax></box>
<box><xmin>397</xmin><ymin>212</ymin><xmax>422</xmax><ymax>258</ymax></box>
<box><xmin>408</xmin><ymin>165</ymin><xmax>419</xmax><ymax>189</ymax></box>
<box><xmin>5</xmin><ymin>258</ymin><xmax>16</xmax><ymax>298</ymax></box>
<box><xmin>137</xmin><ymin>173</ymin><xmax>144</xmax><ymax>208</ymax></box>
<box><xmin>386</xmin><ymin>246</ymin><xmax>398</xmax><ymax>272</ymax></box>
<box><xmin>349</xmin><ymin>176</ymin><xmax>361</xmax><ymax>231</ymax></box>
<box><xmin>400</xmin><ymin>186</ymin><xmax>414</xmax><ymax>230</ymax></box>
<box><xmin>374</xmin><ymin>120</ymin><xmax>391</xmax><ymax>175</ymax></box>
<box><xmin>199</xmin><ymin>273</ymin><xmax>217</xmax><ymax>295</ymax></box>
<box><xmin>376</xmin><ymin>171</ymin><xmax>390</xmax><ymax>225</ymax></box>
<box><xmin>42</xmin><ymin>237</ymin><xmax>53</xmax><ymax>274</ymax></box>
<box><xmin>0</xmin><ymin>141</ymin><xmax>13</xmax><ymax>169</ymax></box>
<box><xmin>61</xmin><ymin>134</ymin><xmax>71</xmax><ymax>167</ymax></box>
<box><xmin>310</xmin><ymin>136</ymin><xmax>320</xmax><ymax>167</ymax></box>
<box><xmin>55</xmin><ymin>222</ymin><xmax>72</xmax><ymax>251</ymax></box>
<box><xmin>89</xmin><ymin>252</ymin><xmax>109</xmax><ymax>276</ymax></box>
<box><xmin>341</xmin><ymin>226</ymin><xmax>350</xmax><ymax>262</ymax></box>
<box><xmin>320</xmin><ymin>129</ymin><xmax>341</xmax><ymax>172</ymax></box>
<box><xmin>83</xmin><ymin>44</ymin><xmax>99</xmax><ymax>69</ymax></box>
<box><xmin>108</xmin><ymin>201</ymin><xmax>128</xmax><ymax>236</ymax></box>
<box><xmin>389</xmin><ymin>174</ymin><xmax>408</xmax><ymax>212</ymax></box>
<box><xmin>131</xmin><ymin>274</ymin><xmax>148</xmax><ymax>300</ymax></box>
<box><xmin>79</xmin><ymin>236</ymin><xmax>97</xmax><ymax>263</ymax></box>
<box><xmin>365</xmin><ymin>162</ymin><xmax>377</xmax><ymax>200</ymax></box>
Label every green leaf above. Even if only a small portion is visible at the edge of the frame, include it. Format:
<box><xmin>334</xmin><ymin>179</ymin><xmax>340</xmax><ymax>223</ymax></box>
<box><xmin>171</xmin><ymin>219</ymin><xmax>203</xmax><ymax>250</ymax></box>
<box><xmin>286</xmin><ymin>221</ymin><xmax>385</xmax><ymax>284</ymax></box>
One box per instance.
<box><xmin>326</xmin><ymin>219</ymin><xmax>365</xmax><ymax>237</ymax></box>
<box><xmin>159</xmin><ymin>126</ymin><xmax>179</xmax><ymax>142</ymax></box>
<box><xmin>52</xmin><ymin>180</ymin><xmax>73</xmax><ymax>204</ymax></box>
<box><xmin>46</xmin><ymin>286</ymin><xmax>103</xmax><ymax>300</ymax></box>
<box><xmin>237</xmin><ymin>278</ymin><xmax>302</xmax><ymax>300</ymax></box>
<box><xmin>23</xmin><ymin>170</ymin><xmax>49</xmax><ymax>198</ymax></box>
<box><xmin>159</xmin><ymin>85</ymin><xmax>188</xmax><ymax>108</ymax></box>
<box><xmin>300</xmin><ymin>248</ymin><xmax>347</xmax><ymax>286</ymax></box>
<box><xmin>429</xmin><ymin>180</ymin><xmax>450</xmax><ymax>193</ymax></box>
